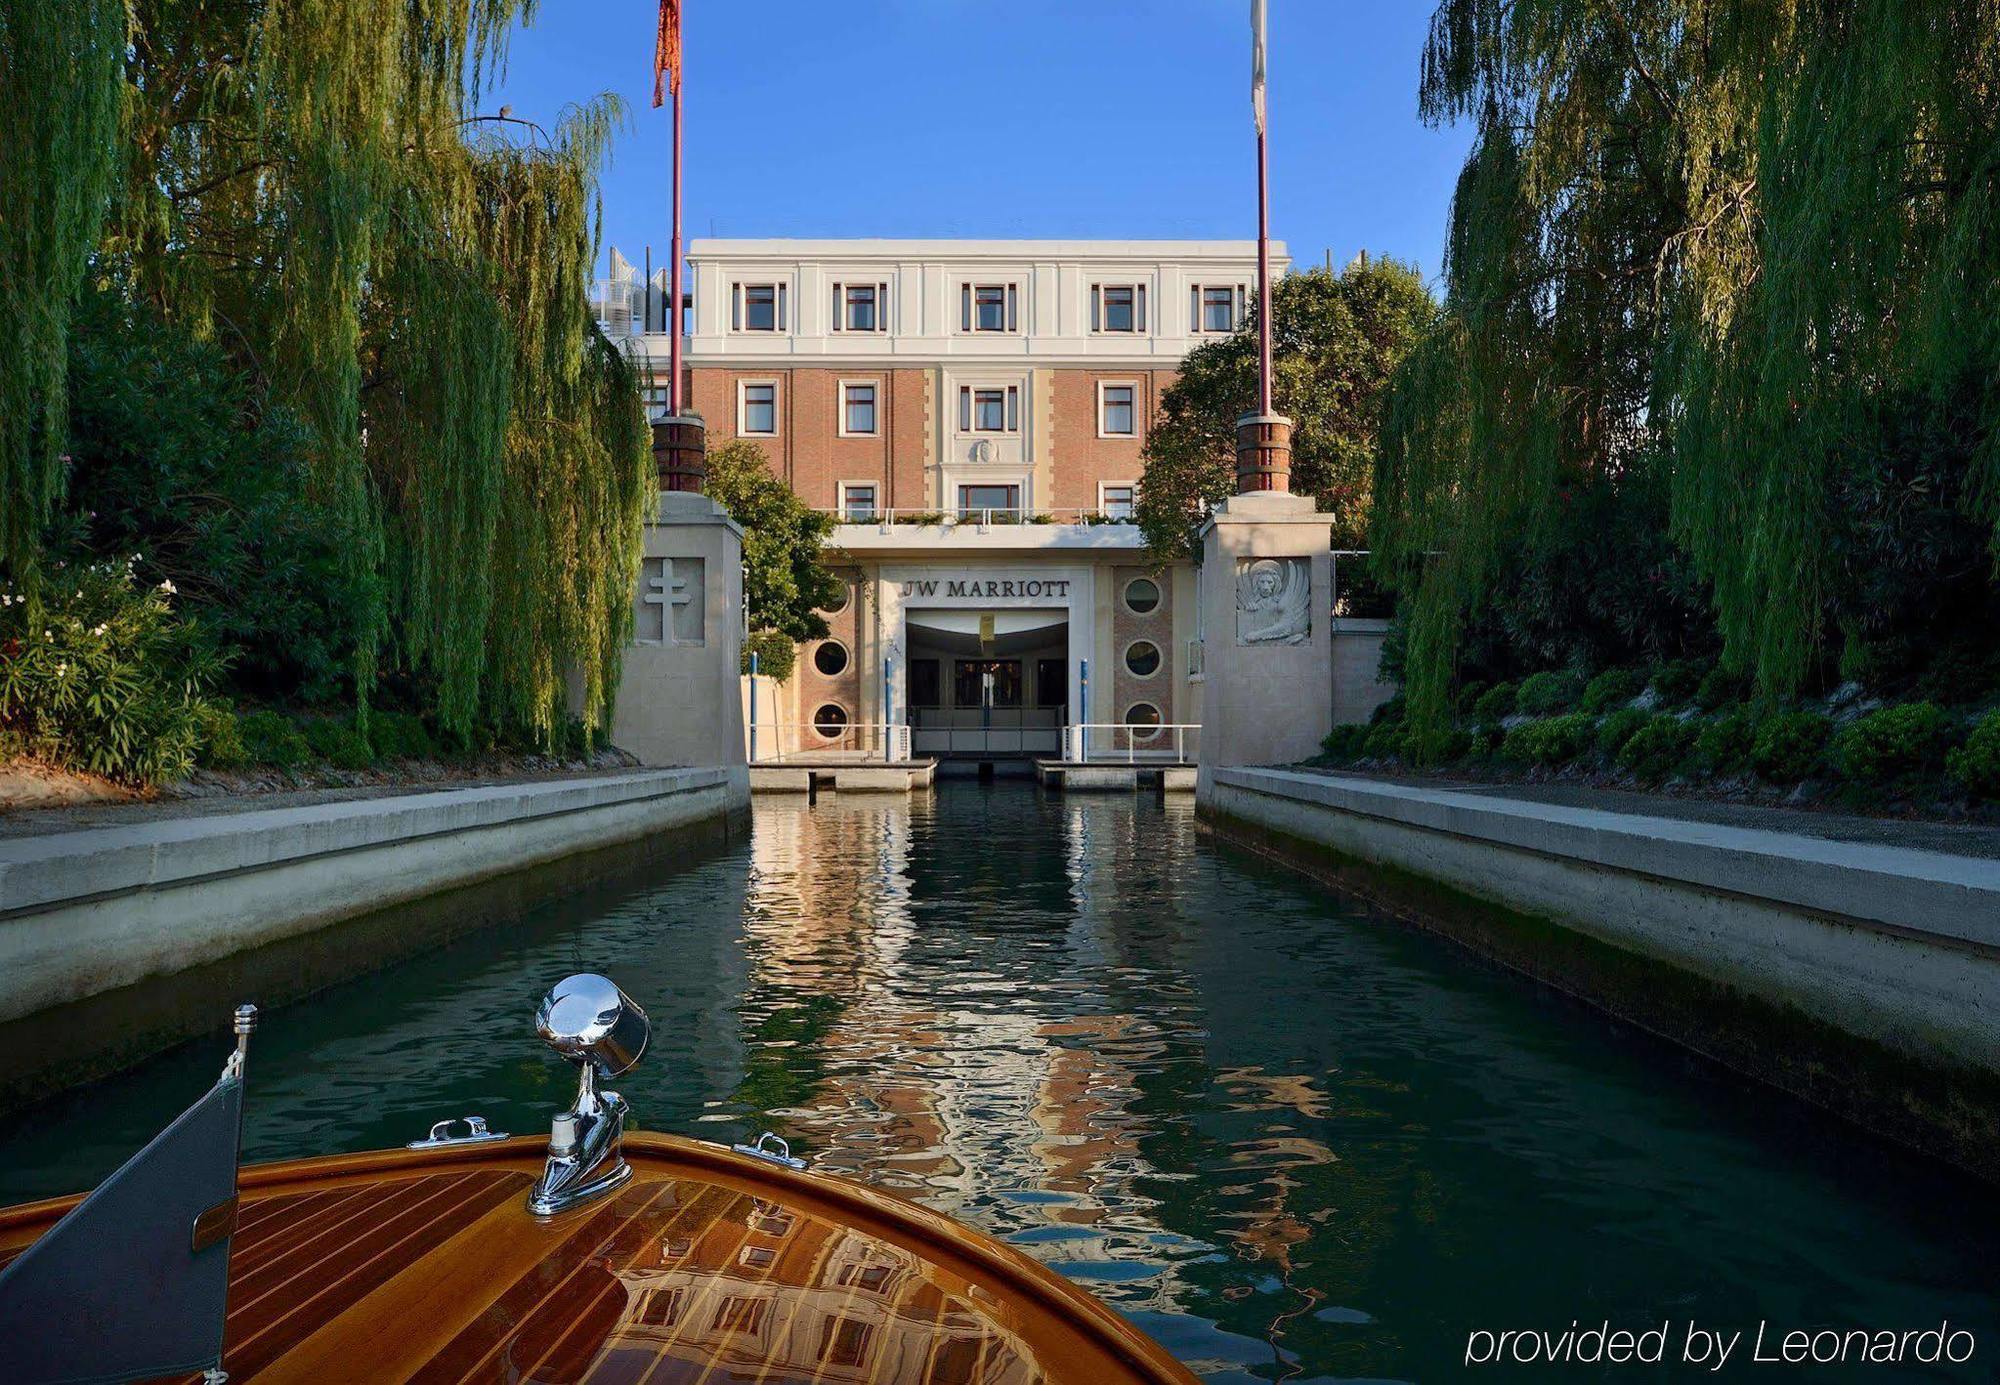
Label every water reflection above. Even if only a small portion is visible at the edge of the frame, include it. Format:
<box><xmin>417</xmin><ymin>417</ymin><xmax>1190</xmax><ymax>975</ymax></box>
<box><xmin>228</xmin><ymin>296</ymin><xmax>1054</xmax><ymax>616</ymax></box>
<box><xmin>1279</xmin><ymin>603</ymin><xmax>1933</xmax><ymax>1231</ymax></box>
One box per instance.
<box><xmin>0</xmin><ymin>786</ymin><xmax>1992</xmax><ymax>1382</ymax></box>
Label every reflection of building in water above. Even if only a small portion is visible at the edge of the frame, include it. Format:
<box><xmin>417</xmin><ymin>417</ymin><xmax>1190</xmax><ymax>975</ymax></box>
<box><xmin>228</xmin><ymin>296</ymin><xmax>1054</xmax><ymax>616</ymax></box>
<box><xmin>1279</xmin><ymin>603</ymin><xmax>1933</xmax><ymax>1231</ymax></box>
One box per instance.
<box><xmin>580</xmin><ymin>1187</ymin><xmax>1037</xmax><ymax>1384</ymax></box>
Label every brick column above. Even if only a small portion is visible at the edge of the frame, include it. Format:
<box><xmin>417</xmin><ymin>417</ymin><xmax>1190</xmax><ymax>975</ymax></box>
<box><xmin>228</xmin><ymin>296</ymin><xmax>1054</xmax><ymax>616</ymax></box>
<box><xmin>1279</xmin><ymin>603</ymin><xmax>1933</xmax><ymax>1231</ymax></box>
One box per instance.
<box><xmin>1234</xmin><ymin>412</ymin><xmax>1293</xmax><ymax>494</ymax></box>
<box><xmin>652</xmin><ymin>414</ymin><xmax>707</xmax><ymax>493</ymax></box>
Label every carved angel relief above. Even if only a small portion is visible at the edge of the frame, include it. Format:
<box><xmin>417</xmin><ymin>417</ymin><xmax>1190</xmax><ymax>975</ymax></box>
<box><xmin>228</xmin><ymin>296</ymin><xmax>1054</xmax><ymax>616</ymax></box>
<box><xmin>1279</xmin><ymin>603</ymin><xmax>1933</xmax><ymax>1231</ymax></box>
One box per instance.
<box><xmin>1235</xmin><ymin>558</ymin><xmax>1310</xmax><ymax>645</ymax></box>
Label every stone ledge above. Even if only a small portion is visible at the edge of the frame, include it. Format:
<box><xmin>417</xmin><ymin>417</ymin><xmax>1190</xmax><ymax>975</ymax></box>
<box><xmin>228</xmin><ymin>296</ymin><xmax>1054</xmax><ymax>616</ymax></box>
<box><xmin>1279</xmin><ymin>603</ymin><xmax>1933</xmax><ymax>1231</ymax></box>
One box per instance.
<box><xmin>0</xmin><ymin>768</ymin><xmax>729</xmax><ymax>917</ymax></box>
<box><xmin>1212</xmin><ymin>767</ymin><xmax>2000</xmax><ymax>952</ymax></box>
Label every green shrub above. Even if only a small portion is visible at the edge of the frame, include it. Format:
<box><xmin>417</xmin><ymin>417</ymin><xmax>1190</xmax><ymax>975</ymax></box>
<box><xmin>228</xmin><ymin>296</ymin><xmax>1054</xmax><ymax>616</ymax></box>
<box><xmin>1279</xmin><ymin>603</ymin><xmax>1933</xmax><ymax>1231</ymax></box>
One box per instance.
<box><xmin>741</xmin><ymin>628</ymin><xmax>796</xmax><ymax>681</ymax></box>
<box><xmin>1695</xmin><ymin>665</ymin><xmax>1751</xmax><ymax>712</ymax></box>
<box><xmin>1693</xmin><ymin>706</ymin><xmax>1757</xmax><ymax>775</ymax></box>
<box><xmin>1370</xmin><ymin>694</ymin><xmax>1406</xmax><ymax>726</ymax></box>
<box><xmin>238</xmin><ymin>709</ymin><xmax>309</xmax><ymax>768</ymax></box>
<box><xmin>1453</xmin><ymin>680</ymin><xmax>1489</xmax><ymax>715</ymax></box>
<box><xmin>1617</xmin><ymin>715</ymin><xmax>1697</xmax><ymax>782</ymax></box>
<box><xmin>1321</xmin><ymin>724</ymin><xmax>1371</xmax><ymax>760</ymax></box>
<box><xmin>369</xmin><ymin>710</ymin><xmax>437</xmax><ymax>761</ymax></box>
<box><xmin>1361</xmin><ymin>722</ymin><xmax>1406</xmax><ymax>759</ymax></box>
<box><xmin>1516</xmin><ymin>669</ymin><xmax>1585</xmax><ymax>716</ymax></box>
<box><xmin>1650</xmin><ymin>656</ymin><xmax>1711</xmax><ymax>706</ymax></box>
<box><xmin>1751</xmin><ymin>710</ymin><xmax>1830</xmax><ymax>782</ymax></box>
<box><xmin>0</xmin><ymin>562</ymin><xmax>223</xmax><ymax>785</ymax></box>
<box><xmin>1947</xmin><ymin>711</ymin><xmax>2000</xmax><ymax>798</ymax></box>
<box><xmin>194</xmin><ymin>701</ymin><xmax>250</xmax><ymax>769</ymax></box>
<box><xmin>1835</xmin><ymin>703</ymin><xmax>1951</xmax><ymax>782</ymax></box>
<box><xmin>1580</xmin><ymin>667</ymin><xmax>1643</xmax><ymax>713</ymax></box>
<box><xmin>1596</xmin><ymin>707</ymin><xmax>1651</xmax><ymax>760</ymax></box>
<box><xmin>301</xmin><ymin>715</ymin><xmax>374</xmax><ymax>770</ymax></box>
<box><xmin>1472</xmin><ymin>681</ymin><xmax>1518</xmax><ymax>722</ymax></box>
<box><xmin>1502</xmin><ymin>713</ymin><xmax>1594</xmax><ymax>766</ymax></box>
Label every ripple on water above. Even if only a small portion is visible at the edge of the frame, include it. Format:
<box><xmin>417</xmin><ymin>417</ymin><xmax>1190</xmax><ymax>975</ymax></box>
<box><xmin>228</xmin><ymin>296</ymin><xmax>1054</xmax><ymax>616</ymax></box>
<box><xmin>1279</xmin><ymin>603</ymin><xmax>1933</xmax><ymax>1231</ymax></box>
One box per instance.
<box><xmin>0</xmin><ymin>785</ymin><xmax>1993</xmax><ymax>1381</ymax></box>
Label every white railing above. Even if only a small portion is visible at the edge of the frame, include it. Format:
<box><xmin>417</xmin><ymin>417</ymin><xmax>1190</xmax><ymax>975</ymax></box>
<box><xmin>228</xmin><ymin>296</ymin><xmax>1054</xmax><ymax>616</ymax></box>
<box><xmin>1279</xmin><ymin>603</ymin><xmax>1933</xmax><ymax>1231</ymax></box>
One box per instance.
<box><xmin>751</xmin><ymin>722</ymin><xmax>912</xmax><ymax>764</ymax></box>
<box><xmin>821</xmin><ymin>506</ymin><xmax>1138</xmax><ymax>529</ymax></box>
<box><xmin>1063</xmin><ymin>723</ymin><xmax>1200</xmax><ymax>765</ymax></box>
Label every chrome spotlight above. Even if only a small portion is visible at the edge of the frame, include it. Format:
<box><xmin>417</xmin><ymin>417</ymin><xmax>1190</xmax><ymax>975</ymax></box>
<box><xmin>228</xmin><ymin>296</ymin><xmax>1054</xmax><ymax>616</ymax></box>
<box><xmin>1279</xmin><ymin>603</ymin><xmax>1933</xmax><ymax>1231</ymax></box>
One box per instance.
<box><xmin>526</xmin><ymin>974</ymin><xmax>649</xmax><ymax>1216</ymax></box>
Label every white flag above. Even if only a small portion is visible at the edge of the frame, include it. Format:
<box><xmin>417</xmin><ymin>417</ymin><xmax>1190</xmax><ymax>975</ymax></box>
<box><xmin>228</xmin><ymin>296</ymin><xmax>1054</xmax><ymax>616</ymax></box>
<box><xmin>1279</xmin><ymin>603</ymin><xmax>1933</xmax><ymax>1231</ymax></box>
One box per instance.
<box><xmin>1251</xmin><ymin>0</ymin><xmax>1267</xmax><ymax>136</ymax></box>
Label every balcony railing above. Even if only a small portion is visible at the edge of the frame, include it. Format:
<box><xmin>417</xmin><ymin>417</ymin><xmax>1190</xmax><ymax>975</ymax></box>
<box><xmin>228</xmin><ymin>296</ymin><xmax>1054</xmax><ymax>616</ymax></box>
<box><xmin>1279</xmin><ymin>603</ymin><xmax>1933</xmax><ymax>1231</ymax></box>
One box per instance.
<box><xmin>749</xmin><ymin>721</ymin><xmax>912</xmax><ymax>764</ymax></box>
<box><xmin>1062</xmin><ymin>723</ymin><xmax>1199</xmax><ymax>764</ymax></box>
<box><xmin>822</xmin><ymin>506</ymin><xmax>1138</xmax><ymax>529</ymax></box>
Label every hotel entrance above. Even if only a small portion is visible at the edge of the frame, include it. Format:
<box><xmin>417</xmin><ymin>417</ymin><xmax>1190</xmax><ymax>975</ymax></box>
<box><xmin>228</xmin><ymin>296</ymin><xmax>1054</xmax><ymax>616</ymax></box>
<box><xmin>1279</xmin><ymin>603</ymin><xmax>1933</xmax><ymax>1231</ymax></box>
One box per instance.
<box><xmin>903</xmin><ymin>610</ymin><xmax>1068</xmax><ymax>760</ymax></box>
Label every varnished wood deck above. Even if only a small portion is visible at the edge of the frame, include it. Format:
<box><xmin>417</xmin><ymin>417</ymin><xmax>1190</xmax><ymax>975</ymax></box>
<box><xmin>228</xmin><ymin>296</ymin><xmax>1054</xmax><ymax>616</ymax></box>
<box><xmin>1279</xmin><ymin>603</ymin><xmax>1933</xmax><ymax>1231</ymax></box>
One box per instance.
<box><xmin>0</xmin><ymin>1133</ymin><xmax>1195</xmax><ymax>1385</ymax></box>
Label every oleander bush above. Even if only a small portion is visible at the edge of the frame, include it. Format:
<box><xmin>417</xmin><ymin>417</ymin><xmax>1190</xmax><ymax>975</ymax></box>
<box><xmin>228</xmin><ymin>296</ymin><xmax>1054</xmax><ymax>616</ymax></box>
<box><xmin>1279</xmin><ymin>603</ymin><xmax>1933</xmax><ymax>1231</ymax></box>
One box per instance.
<box><xmin>0</xmin><ymin>563</ymin><xmax>224</xmax><ymax>785</ymax></box>
<box><xmin>1617</xmin><ymin>715</ymin><xmax>1697</xmax><ymax>782</ymax></box>
<box><xmin>1580</xmin><ymin>667</ymin><xmax>1643</xmax><ymax>714</ymax></box>
<box><xmin>1362</xmin><ymin>722</ymin><xmax>1406</xmax><ymax>759</ymax></box>
<box><xmin>1649</xmin><ymin>657</ymin><xmax>1711</xmax><ymax>706</ymax></box>
<box><xmin>1835</xmin><ymin>703</ymin><xmax>1952</xmax><ymax>783</ymax></box>
<box><xmin>1694</xmin><ymin>665</ymin><xmax>1751</xmax><ymax>712</ymax></box>
<box><xmin>1947</xmin><ymin>712</ymin><xmax>2000</xmax><ymax>799</ymax></box>
<box><xmin>1751</xmin><ymin>710</ymin><xmax>1831</xmax><ymax>782</ymax></box>
<box><xmin>369</xmin><ymin>710</ymin><xmax>437</xmax><ymax>761</ymax></box>
<box><xmin>1516</xmin><ymin>669</ymin><xmax>1585</xmax><ymax>716</ymax></box>
<box><xmin>1322</xmin><ymin>724</ymin><xmax>1371</xmax><ymax>759</ymax></box>
<box><xmin>193</xmin><ymin>702</ymin><xmax>250</xmax><ymax>770</ymax></box>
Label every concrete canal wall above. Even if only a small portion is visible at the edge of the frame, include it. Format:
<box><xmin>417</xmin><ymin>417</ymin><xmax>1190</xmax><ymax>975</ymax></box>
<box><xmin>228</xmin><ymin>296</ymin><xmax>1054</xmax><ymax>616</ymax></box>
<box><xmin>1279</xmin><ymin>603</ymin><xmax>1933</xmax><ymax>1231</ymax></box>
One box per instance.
<box><xmin>0</xmin><ymin>767</ymin><xmax>747</xmax><ymax>1096</ymax></box>
<box><xmin>1202</xmin><ymin>767</ymin><xmax>2000</xmax><ymax>1180</ymax></box>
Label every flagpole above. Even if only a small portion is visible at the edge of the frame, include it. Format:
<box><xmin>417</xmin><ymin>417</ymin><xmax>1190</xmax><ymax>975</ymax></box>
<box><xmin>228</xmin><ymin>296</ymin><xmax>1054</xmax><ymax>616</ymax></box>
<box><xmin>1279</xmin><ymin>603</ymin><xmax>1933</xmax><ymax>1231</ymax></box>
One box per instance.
<box><xmin>668</xmin><ymin>29</ymin><xmax>684</xmax><ymax>416</ymax></box>
<box><xmin>1253</xmin><ymin>0</ymin><xmax>1272</xmax><ymax>419</ymax></box>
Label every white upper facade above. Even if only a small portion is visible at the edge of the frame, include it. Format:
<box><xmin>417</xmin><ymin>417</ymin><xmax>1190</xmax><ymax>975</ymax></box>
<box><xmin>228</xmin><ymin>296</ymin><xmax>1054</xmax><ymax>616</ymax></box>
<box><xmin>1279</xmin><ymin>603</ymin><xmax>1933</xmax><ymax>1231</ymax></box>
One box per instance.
<box><xmin>665</xmin><ymin>238</ymin><xmax>1287</xmax><ymax>366</ymax></box>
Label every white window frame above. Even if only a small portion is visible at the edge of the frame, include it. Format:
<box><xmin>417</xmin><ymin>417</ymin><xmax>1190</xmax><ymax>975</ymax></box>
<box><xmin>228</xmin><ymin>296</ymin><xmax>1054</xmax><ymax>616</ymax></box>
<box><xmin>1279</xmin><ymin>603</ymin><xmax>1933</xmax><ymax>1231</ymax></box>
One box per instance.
<box><xmin>1097</xmin><ymin>380</ymin><xmax>1139</xmax><ymax>439</ymax></box>
<box><xmin>732</xmin><ymin>281</ymin><xmax>787</xmax><ymax>333</ymax></box>
<box><xmin>831</xmin><ymin>280</ymin><xmax>889</xmax><ymax>334</ymax></box>
<box><xmin>1192</xmin><ymin>283</ymin><xmax>1248</xmax><ymax>334</ymax></box>
<box><xmin>960</xmin><ymin>281</ymin><xmax>1020</xmax><ymax>334</ymax></box>
<box><xmin>836</xmin><ymin>481</ymin><xmax>879</xmax><ymax>522</ymax></box>
<box><xmin>838</xmin><ymin>379</ymin><xmax>880</xmax><ymax>437</ymax></box>
<box><xmin>737</xmin><ymin>378</ymin><xmax>780</xmax><ymax>437</ymax></box>
<box><xmin>957</xmin><ymin>383</ymin><xmax>1021</xmax><ymax>435</ymax></box>
<box><xmin>1097</xmin><ymin>481</ymin><xmax>1139</xmax><ymax>519</ymax></box>
<box><xmin>1090</xmin><ymin>282</ymin><xmax>1147</xmax><ymax>334</ymax></box>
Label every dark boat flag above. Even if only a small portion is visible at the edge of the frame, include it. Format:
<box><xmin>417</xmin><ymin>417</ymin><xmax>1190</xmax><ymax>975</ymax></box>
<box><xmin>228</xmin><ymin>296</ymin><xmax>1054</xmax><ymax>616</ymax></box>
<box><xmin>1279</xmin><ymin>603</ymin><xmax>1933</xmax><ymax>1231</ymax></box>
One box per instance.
<box><xmin>0</xmin><ymin>1006</ymin><xmax>256</xmax><ymax>1384</ymax></box>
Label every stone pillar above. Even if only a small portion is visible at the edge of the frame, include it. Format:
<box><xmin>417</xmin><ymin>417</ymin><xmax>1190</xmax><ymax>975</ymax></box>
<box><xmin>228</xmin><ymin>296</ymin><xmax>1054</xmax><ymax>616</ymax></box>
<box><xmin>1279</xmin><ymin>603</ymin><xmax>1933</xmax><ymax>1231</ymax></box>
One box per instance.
<box><xmin>1195</xmin><ymin>414</ymin><xmax>1333</xmax><ymax>797</ymax></box>
<box><xmin>610</xmin><ymin>416</ymin><xmax>749</xmax><ymax>798</ymax></box>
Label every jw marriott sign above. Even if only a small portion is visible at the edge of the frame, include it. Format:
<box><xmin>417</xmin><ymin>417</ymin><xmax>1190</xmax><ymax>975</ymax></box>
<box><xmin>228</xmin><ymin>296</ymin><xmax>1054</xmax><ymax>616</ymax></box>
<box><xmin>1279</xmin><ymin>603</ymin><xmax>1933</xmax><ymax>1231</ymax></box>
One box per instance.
<box><xmin>897</xmin><ymin>576</ymin><xmax>1074</xmax><ymax>601</ymax></box>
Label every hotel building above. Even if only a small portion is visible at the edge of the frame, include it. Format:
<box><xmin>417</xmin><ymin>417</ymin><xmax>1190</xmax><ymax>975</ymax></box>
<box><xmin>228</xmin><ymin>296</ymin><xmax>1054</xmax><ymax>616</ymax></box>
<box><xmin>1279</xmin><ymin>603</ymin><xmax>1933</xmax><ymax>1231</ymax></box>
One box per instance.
<box><xmin>598</xmin><ymin>238</ymin><xmax>1286</xmax><ymax>764</ymax></box>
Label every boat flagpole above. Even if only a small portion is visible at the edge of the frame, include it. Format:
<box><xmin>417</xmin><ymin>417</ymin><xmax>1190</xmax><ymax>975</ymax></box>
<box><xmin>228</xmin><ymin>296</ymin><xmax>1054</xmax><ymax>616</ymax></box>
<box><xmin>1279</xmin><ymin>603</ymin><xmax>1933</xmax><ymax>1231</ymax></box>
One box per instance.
<box><xmin>1251</xmin><ymin>0</ymin><xmax>1272</xmax><ymax>420</ymax></box>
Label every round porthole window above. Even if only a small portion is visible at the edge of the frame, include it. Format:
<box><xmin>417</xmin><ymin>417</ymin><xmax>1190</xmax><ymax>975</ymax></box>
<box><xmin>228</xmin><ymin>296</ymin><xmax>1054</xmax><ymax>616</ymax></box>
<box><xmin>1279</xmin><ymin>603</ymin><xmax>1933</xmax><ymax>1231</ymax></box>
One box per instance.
<box><xmin>812</xmin><ymin>704</ymin><xmax>849</xmax><ymax>738</ymax></box>
<box><xmin>821</xmin><ymin>585</ymin><xmax>850</xmax><ymax>615</ymax></box>
<box><xmin>1124</xmin><ymin>640</ymin><xmax>1162</xmax><ymax>677</ymax></box>
<box><xmin>1123</xmin><ymin>577</ymin><xmax>1160</xmax><ymax>614</ymax></box>
<box><xmin>1126</xmin><ymin>702</ymin><xmax>1163</xmax><ymax>739</ymax></box>
<box><xmin>813</xmin><ymin>641</ymin><xmax>850</xmax><ymax>677</ymax></box>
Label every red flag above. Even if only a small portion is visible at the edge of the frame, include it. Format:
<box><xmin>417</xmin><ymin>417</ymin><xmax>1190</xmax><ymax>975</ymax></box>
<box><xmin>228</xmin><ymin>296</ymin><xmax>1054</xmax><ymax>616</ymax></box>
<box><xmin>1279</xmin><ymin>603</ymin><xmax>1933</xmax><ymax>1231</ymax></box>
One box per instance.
<box><xmin>652</xmin><ymin>0</ymin><xmax>681</xmax><ymax>108</ymax></box>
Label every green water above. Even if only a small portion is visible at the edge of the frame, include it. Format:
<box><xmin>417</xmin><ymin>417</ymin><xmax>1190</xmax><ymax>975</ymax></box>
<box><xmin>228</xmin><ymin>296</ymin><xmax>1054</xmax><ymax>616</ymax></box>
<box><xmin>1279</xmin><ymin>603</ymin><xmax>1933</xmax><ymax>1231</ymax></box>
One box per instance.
<box><xmin>1</xmin><ymin>786</ymin><xmax>1993</xmax><ymax>1381</ymax></box>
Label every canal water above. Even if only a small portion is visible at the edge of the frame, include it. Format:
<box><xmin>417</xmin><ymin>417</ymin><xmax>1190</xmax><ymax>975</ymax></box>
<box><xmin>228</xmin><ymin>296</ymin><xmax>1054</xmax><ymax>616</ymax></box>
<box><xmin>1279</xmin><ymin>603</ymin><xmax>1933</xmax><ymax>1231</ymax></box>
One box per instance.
<box><xmin>1</xmin><ymin>786</ymin><xmax>1993</xmax><ymax>1381</ymax></box>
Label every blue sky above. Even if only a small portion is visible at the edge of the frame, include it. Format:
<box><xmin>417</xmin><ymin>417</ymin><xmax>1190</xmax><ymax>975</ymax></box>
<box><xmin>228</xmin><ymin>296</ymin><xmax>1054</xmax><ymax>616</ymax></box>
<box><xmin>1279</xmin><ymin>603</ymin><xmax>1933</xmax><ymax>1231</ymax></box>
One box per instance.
<box><xmin>485</xmin><ymin>1</ymin><xmax>1474</xmax><ymax>286</ymax></box>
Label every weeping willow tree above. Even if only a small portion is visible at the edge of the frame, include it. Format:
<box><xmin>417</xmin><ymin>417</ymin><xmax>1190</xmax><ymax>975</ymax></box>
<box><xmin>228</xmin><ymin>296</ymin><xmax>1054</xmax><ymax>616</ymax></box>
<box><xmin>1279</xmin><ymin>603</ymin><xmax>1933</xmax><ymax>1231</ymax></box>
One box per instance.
<box><xmin>0</xmin><ymin>0</ymin><xmax>126</xmax><ymax>603</ymax></box>
<box><xmin>65</xmin><ymin>0</ymin><xmax>651</xmax><ymax>742</ymax></box>
<box><xmin>1377</xmin><ymin>0</ymin><xmax>2000</xmax><ymax>755</ymax></box>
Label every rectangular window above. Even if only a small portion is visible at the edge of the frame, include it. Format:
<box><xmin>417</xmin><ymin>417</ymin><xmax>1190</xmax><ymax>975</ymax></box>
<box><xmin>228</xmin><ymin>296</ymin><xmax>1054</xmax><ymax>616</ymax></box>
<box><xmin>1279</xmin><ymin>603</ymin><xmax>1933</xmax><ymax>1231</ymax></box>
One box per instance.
<box><xmin>954</xmin><ymin>659</ymin><xmax>1022</xmax><ymax>708</ymax></box>
<box><xmin>739</xmin><ymin>283</ymin><xmax>781</xmax><ymax>331</ymax></box>
<box><xmin>909</xmin><ymin>658</ymin><xmax>941</xmax><ymax>708</ymax></box>
<box><xmin>1100</xmin><ymin>384</ymin><xmax>1136</xmax><ymax>436</ymax></box>
<box><xmin>842</xmin><ymin>382</ymin><xmax>877</xmax><ymax>435</ymax></box>
<box><xmin>1193</xmin><ymin>284</ymin><xmax>1244</xmax><ymax>332</ymax></box>
<box><xmin>839</xmin><ymin>484</ymin><xmax>877</xmax><ymax>521</ymax></box>
<box><xmin>963</xmin><ymin>282</ymin><xmax>1018</xmax><ymax>332</ymax></box>
<box><xmin>1093</xmin><ymin>284</ymin><xmax>1145</xmax><ymax>333</ymax></box>
<box><xmin>836</xmin><ymin>282</ymin><xmax>883</xmax><ymax>332</ymax></box>
<box><xmin>1035</xmin><ymin>658</ymin><xmax>1066</xmax><ymax>708</ymax></box>
<box><xmin>741</xmin><ymin>382</ymin><xmax>776</xmax><ymax>435</ymax></box>
<box><xmin>820</xmin><ymin>1317</ymin><xmax>876</xmax><ymax>1368</ymax></box>
<box><xmin>642</xmin><ymin>384</ymin><xmax>670</xmax><ymax>422</ymax></box>
<box><xmin>957</xmin><ymin>483</ymin><xmax>1019</xmax><ymax>516</ymax></box>
<box><xmin>973</xmin><ymin>388</ymin><xmax>1005</xmax><ymax>431</ymax></box>
<box><xmin>1100</xmin><ymin>483</ymin><xmax>1136</xmax><ymax>518</ymax></box>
